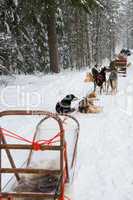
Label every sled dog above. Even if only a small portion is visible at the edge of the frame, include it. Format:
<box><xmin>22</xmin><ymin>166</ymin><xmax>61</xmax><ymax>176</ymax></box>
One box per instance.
<box><xmin>78</xmin><ymin>92</ymin><xmax>102</xmax><ymax>113</ymax></box>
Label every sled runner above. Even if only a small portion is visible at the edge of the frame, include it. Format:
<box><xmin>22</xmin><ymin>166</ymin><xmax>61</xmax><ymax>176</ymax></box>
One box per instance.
<box><xmin>0</xmin><ymin>110</ymin><xmax>80</xmax><ymax>200</ymax></box>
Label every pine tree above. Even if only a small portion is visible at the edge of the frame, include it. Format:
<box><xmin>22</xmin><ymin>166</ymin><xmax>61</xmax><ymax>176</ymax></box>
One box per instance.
<box><xmin>0</xmin><ymin>0</ymin><xmax>123</xmax><ymax>74</ymax></box>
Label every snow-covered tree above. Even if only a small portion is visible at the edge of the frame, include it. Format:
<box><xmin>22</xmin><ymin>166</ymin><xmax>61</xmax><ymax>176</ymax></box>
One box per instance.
<box><xmin>0</xmin><ymin>0</ymin><xmax>125</xmax><ymax>74</ymax></box>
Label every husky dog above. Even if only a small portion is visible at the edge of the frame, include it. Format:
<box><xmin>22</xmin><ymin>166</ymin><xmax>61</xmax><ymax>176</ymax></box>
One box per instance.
<box><xmin>94</xmin><ymin>67</ymin><xmax>107</xmax><ymax>94</ymax></box>
<box><xmin>84</xmin><ymin>67</ymin><xmax>107</xmax><ymax>94</ymax></box>
<box><xmin>78</xmin><ymin>92</ymin><xmax>102</xmax><ymax>113</ymax></box>
<box><xmin>107</xmin><ymin>69</ymin><xmax>118</xmax><ymax>95</ymax></box>
<box><xmin>56</xmin><ymin>94</ymin><xmax>78</xmax><ymax>114</ymax></box>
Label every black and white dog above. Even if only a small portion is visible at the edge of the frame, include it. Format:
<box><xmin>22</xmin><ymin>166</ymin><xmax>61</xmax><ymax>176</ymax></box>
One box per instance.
<box><xmin>56</xmin><ymin>94</ymin><xmax>78</xmax><ymax>114</ymax></box>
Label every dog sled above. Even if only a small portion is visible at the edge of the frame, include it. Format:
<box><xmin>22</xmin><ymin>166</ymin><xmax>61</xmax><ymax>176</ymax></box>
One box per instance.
<box><xmin>114</xmin><ymin>55</ymin><xmax>127</xmax><ymax>77</ymax></box>
<box><xmin>0</xmin><ymin>110</ymin><xmax>80</xmax><ymax>200</ymax></box>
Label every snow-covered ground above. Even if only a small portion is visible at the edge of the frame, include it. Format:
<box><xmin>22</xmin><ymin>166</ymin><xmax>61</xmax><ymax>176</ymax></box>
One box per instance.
<box><xmin>1</xmin><ymin>57</ymin><xmax>133</xmax><ymax>200</ymax></box>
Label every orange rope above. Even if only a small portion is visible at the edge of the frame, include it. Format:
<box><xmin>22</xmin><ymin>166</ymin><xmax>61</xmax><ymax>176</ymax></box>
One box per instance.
<box><xmin>0</xmin><ymin>128</ymin><xmax>63</xmax><ymax>151</ymax></box>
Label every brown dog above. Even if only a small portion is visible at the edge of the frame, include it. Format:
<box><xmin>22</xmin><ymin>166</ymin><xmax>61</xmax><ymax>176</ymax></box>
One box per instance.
<box><xmin>78</xmin><ymin>92</ymin><xmax>102</xmax><ymax>113</ymax></box>
<box><xmin>84</xmin><ymin>73</ymin><xmax>94</xmax><ymax>82</ymax></box>
<box><xmin>88</xmin><ymin>91</ymin><xmax>97</xmax><ymax>98</ymax></box>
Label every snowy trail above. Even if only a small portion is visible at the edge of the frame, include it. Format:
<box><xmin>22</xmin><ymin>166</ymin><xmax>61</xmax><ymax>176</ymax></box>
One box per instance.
<box><xmin>1</xmin><ymin>64</ymin><xmax>133</xmax><ymax>199</ymax></box>
<box><xmin>73</xmin><ymin>67</ymin><xmax>133</xmax><ymax>200</ymax></box>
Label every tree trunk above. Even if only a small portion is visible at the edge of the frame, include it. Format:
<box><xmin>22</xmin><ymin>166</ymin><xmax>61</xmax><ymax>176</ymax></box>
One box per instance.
<box><xmin>45</xmin><ymin>0</ymin><xmax>59</xmax><ymax>73</ymax></box>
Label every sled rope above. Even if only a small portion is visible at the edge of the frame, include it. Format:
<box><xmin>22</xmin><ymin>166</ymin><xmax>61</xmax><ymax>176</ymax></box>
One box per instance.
<box><xmin>0</xmin><ymin>128</ymin><xmax>63</xmax><ymax>151</ymax></box>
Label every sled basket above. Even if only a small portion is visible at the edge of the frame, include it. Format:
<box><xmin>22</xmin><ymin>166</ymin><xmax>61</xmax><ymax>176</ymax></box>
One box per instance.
<box><xmin>0</xmin><ymin>110</ymin><xmax>80</xmax><ymax>200</ymax></box>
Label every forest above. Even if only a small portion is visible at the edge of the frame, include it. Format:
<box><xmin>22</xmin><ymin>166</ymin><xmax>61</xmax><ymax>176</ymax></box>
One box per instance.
<box><xmin>0</xmin><ymin>0</ymin><xmax>133</xmax><ymax>74</ymax></box>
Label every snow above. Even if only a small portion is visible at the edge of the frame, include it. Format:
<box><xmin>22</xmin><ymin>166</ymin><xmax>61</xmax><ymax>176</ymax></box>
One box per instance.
<box><xmin>1</xmin><ymin>57</ymin><xmax>133</xmax><ymax>199</ymax></box>
<box><xmin>13</xmin><ymin>0</ymin><xmax>18</xmax><ymax>6</ymax></box>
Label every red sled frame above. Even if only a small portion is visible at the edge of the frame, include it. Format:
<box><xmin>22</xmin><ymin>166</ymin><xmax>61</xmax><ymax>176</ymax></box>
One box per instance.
<box><xmin>0</xmin><ymin>110</ymin><xmax>80</xmax><ymax>200</ymax></box>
